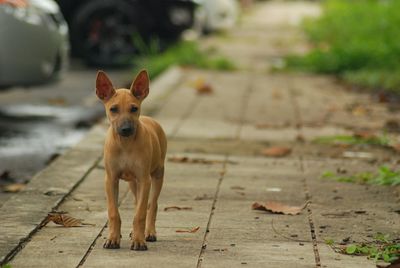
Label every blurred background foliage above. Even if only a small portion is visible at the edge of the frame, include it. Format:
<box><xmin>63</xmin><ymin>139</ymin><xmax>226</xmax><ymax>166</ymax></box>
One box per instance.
<box><xmin>286</xmin><ymin>0</ymin><xmax>400</xmax><ymax>93</ymax></box>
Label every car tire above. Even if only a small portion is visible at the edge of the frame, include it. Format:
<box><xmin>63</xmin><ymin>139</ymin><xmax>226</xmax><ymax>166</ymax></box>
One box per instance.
<box><xmin>70</xmin><ymin>0</ymin><xmax>141</xmax><ymax>66</ymax></box>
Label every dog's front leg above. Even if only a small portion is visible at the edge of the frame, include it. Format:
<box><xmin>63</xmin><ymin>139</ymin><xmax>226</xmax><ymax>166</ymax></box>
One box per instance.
<box><xmin>103</xmin><ymin>172</ymin><xmax>121</xmax><ymax>249</ymax></box>
<box><xmin>131</xmin><ymin>175</ymin><xmax>151</xmax><ymax>251</ymax></box>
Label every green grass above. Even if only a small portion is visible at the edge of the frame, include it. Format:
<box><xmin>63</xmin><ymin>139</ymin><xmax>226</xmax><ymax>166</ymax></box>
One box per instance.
<box><xmin>286</xmin><ymin>0</ymin><xmax>400</xmax><ymax>93</ymax></box>
<box><xmin>313</xmin><ymin>134</ymin><xmax>390</xmax><ymax>147</ymax></box>
<box><xmin>133</xmin><ymin>40</ymin><xmax>236</xmax><ymax>79</ymax></box>
<box><xmin>322</xmin><ymin>166</ymin><xmax>400</xmax><ymax>186</ymax></box>
<box><xmin>325</xmin><ymin>234</ymin><xmax>400</xmax><ymax>264</ymax></box>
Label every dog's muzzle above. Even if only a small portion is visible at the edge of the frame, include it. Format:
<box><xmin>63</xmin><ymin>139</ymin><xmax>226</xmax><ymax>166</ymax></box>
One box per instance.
<box><xmin>118</xmin><ymin>121</ymin><xmax>135</xmax><ymax>137</ymax></box>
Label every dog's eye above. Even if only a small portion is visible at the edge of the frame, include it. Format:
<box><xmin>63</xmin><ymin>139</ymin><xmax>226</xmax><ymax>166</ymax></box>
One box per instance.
<box><xmin>110</xmin><ymin>106</ymin><xmax>119</xmax><ymax>113</ymax></box>
<box><xmin>130</xmin><ymin>106</ymin><xmax>138</xmax><ymax>113</ymax></box>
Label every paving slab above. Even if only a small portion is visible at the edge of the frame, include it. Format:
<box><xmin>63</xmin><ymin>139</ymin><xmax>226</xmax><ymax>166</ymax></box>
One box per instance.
<box><xmin>2</xmin><ymin>1</ymin><xmax>400</xmax><ymax>268</ymax></box>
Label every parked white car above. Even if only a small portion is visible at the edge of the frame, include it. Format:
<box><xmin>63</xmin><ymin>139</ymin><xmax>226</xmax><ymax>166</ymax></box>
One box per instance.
<box><xmin>196</xmin><ymin>0</ymin><xmax>239</xmax><ymax>33</ymax></box>
<box><xmin>0</xmin><ymin>0</ymin><xmax>69</xmax><ymax>87</ymax></box>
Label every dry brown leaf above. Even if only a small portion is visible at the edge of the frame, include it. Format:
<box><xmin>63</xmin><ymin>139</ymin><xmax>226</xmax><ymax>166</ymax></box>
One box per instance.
<box><xmin>164</xmin><ymin>206</ymin><xmax>193</xmax><ymax>211</ymax></box>
<box><xmin>252</xmin><ymin>201</ymin><xmax>309</xmax><ymax>215</ymax></box>
<box><xmin>3</xmin><ymin>183</ymin><xmax>25</xmax><ymax>193</ymax></box>
<box><xmin>43</xmin><ymin>212</ymin><xmax>95</xmax><ymax>227</ymax></box>
<box><xmin>47</xmin><ymin>97</ymin><xmax>66</xmax><ymax>106</ymax></box>
<box><xmin>261</xmin><ymin>146</ymin><xmax>292</xmax><ymax>157</ymax></box>
<box><xmin>190</xmin><ymin>78</ymin><xmax>213</xmax><ymax>94</ymax></box>
<box><xmin>353</xmin><ymin>130</ymin><xmax>377</xmax><ymax>140</ymax></box>
<box><xmin>296</xmin><ymin>134</ymin><xmax>305</xmax><ymax>142</ymax></box>
<box><xmin>391</xmin><ymin>144</ymin><xmax>400</xmax><ymax>153</ymax></box>
<box><xmin>351</xmin><ymin>105</ymin><xmax>368</xmax><ymax>116</ymax></box>
<box><xmin>196</xmin><ymin>83</ymin><xmax>213</xmax><ymax>94</ymax></box>
<box><xmin>271</xmin><ymin>90</ymin><xmax>282</xmax><ymax>99</ymax></box>
<box><xmin>377</xmin><ymin>92</ymin><xmax>389</xmax><ymax>103</ymax></box>
<box><xmin>176</xmin><ymin>226</ymin><xmax>200</xmax><ymax>233</ymax></box>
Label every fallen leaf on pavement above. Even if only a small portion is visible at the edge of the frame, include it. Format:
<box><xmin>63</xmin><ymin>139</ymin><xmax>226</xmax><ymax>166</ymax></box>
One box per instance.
<box><xmin>42</xmin><ymin>212</ymin><xmax>95</xmax><ymax>227</ymax></box>
<box><xmin>391</xmin><ymin>144</ymin><xmax>400</xmax><ymax>153</ymax></box>
<box><xmin>190</xmin><ymin>78</ymin><xmax>213</xmax><ymax>94</ymax></box>
<box><xmin>261</xmin><ymin>146</ymin><xmax>292</xmax><ymax>157</ymax></box>
<box><xmin>350</xmin><ymin>105</ymin><xmax>369</xmax><ymax>116</ymax></box>
<box><xmin>2</xmin><ymin>183</ymin><xmax>25</xmax><ymax>193</ymax></box>
<box><xmin>164</xmin><ymin>206</ymin><xmax>193</xmax><ymax>211</ymax></box>
<box><xmin>271</xmin><ymin>90</ymin><xmax>282</xmax><ymax>99</ymax></box>
<box><xmin>47</xmin><ymin>97</ymin><xmax>66</xmax><ymax>106</ymax></box>
<box><xmin>252</xmin><ymin>201</ymin><xmax>309</xmax><ymax>215</ymax></box>
<box><xmin>377</xmin><ymin>91</ymin><xmax>389</xmax><ymax>103</ymax></box>
<box><xmin>176</xmin><ymin>226</ymin><xmax>200</xmax><ymax>233</ymax></box>
<box><xmin>296</xmin><ymin>134</ymin><xmax>305</xmax><ymax>142</ymax></box>
<box><xmin>353</xmin><ymin>130</ymin><xmax>377</xmax><ymax>140</ymax></box>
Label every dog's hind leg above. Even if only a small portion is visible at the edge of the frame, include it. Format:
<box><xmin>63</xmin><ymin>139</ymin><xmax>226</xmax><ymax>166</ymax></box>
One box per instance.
<box><xmin>128</xmin><ymin>180</ymin><xmax>138</xmax><ymax>207</ymax></box>
<box><xmin>145</xmin><ymin>166</ymin><xmax>164</xmax><ymax>242</ymax></box>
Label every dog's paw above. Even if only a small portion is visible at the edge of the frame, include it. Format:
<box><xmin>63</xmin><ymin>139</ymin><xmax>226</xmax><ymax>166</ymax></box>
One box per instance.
<box><xmin>145</xmin><ymin>234</ymin><xmax>157</xmax><ymax>242</ymax></box>
<box><xmin>130</xmin><ymin>240</ymin><xmax>148</xmax><ymax>251</ymax></box>
<box><xmin>103</xmin><ymin>238</ymin><xmax>120</xmax><ymax>249</ymax></box>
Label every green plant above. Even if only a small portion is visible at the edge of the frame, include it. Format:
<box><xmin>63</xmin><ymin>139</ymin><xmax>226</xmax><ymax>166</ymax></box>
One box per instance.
<box><xmin>326</xmin><ymin>233</ymin><xmax>399</xmax><ymax>264</ymax></box>
<box><xmin>325</xmin><ymin>238</ymin><xmax>335</xmax><ymax>246</ymax></box>
<box><xmin>313</xmin><ymin>134</ymin><xmax>390</xmax><ymax>147</ymax></box>
<box><xmin>286</xmin><ymin>0</ymin><xmax>400</xmax><ymax>93</ymax></box>
<box><xmin>343</xmin><ymin>240</ymin><xmax>400</xmax><ymax>263</ymax></box>
<box><xmin>134</xmin><ymin>41</ymin><xmax>236</xmax><ymax>79</ymax></box>
<box><xmin>321</xmin><ymin>166</ymin><xmax>400</xmax><ymax>186</ymax></box>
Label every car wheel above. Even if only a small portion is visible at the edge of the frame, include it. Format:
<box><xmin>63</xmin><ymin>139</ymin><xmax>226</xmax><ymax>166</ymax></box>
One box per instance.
<box><xmin>70</xmin><ymin>0</ymin><xmax>141</xmax><ymax>66</ymax></box>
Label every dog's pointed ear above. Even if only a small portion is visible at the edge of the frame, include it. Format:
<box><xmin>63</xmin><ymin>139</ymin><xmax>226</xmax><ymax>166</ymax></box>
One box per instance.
<box><xmin>96</xmin><ymin>71</ymin><xmax>115</xmax><ymax>101</ymax></box>
<box><xmin>130</xmin><ymin>70</ymin><xmax>149</xmax><ymax>101</ymax></box>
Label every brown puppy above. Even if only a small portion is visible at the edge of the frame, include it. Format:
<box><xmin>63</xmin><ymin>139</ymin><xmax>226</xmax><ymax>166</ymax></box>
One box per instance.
<box><xmin>95</xmin><ymin>70</ymin><xmax>167</xmax><ymax>251</ymax></box>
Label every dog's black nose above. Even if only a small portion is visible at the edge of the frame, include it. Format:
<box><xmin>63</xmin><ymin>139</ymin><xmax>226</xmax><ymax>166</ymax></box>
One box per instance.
<box><xmin>118</xmin><ymin>122</ymin><xmax>134</xmax><ymax>137</ymax></box>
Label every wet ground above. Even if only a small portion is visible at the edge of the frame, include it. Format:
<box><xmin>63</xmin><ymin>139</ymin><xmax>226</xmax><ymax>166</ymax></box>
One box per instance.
<box><xmin>0</xmin><ymin>60</ymin><xmax>133</xmax><ymax>205</ymax></box>
<box><xmin>0</xmin><ymin>104</ymin><xmax>101</xmax><ymax>181</ymax></box>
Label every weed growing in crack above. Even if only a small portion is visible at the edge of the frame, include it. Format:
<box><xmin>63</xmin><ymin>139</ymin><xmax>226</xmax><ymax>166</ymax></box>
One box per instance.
<box><xmin>313</xmin><ymin>134</ymin><xmax>390</xmax><ymax>147</ymax></box>
<box><xmin>321</xmin><ymin>166</ymin><xmax>400</xmax><ymax>186</ymax></box>
<box><xmin>325</xmin><ymin>233</ymin><xmax>400</xmax><ymax>264</ymax></box>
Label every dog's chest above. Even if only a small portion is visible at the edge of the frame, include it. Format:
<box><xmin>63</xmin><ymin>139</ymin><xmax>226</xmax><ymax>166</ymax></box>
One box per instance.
<box><xmin>115</xmin><ymin>152</ymin><xmax>141</xmax><ymax>180</ymax></box>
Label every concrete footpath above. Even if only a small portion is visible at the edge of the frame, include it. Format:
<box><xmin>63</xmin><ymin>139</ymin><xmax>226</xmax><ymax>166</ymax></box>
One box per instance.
<box><xmin>1</xmin><ymin>1</ymin><xmax>399</xmax><ymax>267</ymax></box>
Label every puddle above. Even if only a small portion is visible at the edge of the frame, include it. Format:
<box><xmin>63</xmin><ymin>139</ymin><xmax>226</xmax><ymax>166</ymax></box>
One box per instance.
<box><xmin>0</xmin><ymin>104</ymin><xmax>103</xmax><ymax>180</ymax></box>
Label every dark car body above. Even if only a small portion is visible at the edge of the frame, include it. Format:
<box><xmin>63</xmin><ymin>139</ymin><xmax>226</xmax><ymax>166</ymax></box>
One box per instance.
<box><xmin>55</xmin><ymin>0</ymin><xmax>197</xmax><ymax>66</ymax></box>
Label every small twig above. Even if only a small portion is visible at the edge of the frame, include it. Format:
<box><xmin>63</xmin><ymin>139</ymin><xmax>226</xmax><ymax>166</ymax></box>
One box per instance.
<box><xmin>270</xmin><ymin>219</ymin><xmax>311</xmax><ymax>243</ymax></box>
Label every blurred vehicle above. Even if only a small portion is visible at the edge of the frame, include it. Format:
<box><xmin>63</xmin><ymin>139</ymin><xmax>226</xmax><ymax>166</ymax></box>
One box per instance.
<box><xmin>196</xmin><ymin>0</ymin><xmax>239</xmax><ymax>33</ymax></box>
<box><xmin>55</xmin><ymin>0</ymin><xmax>198</xmax><ymax>66</ymax></box>
<box><xmin>0</xmin><ymin>0</ymin><xmax>69</xmax><ymax>87</ymax></box>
